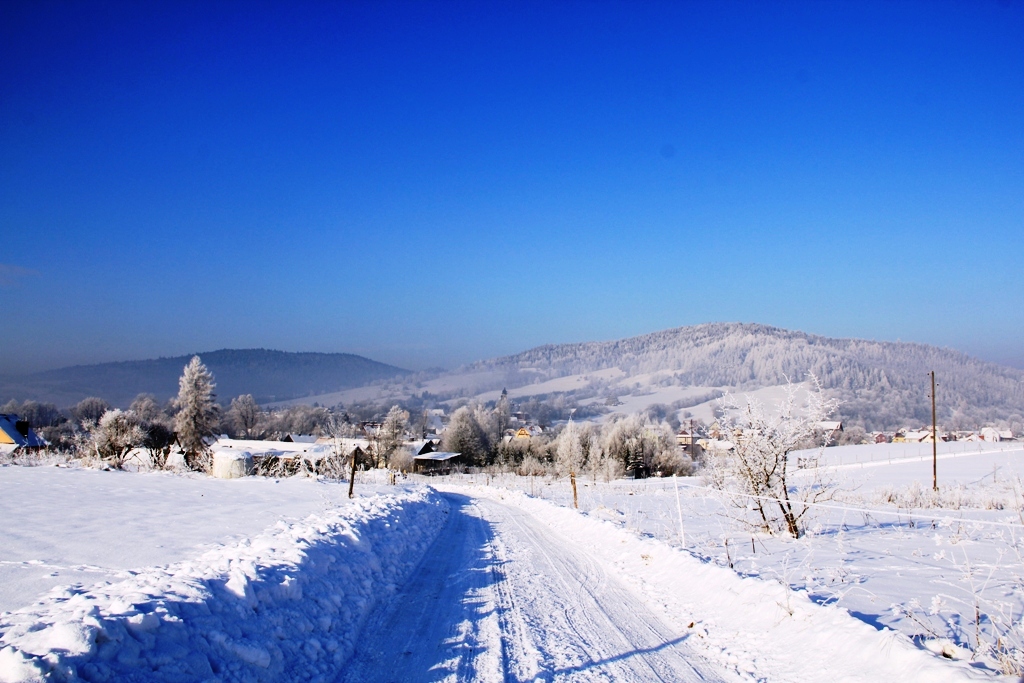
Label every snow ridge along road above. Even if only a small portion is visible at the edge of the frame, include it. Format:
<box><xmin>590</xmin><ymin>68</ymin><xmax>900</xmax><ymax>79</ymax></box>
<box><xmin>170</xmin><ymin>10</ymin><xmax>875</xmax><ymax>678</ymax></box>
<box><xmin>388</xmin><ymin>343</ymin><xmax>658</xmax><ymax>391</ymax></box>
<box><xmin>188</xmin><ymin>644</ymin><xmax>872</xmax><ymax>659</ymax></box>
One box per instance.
<box><xmin>0</xmin><ymin>487</ymin><xmax>448</xmax><ymax>683</ymax></box>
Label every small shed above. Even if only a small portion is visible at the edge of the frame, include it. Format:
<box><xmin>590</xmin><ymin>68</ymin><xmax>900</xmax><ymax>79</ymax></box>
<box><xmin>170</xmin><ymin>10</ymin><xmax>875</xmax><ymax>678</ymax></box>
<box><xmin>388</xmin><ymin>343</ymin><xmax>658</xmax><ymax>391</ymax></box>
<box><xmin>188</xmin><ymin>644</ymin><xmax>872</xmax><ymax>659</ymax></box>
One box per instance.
<box><xmin>413</xmin><ymin>451</ymin><xmax>462</xmax><ymax>475</ymax></box>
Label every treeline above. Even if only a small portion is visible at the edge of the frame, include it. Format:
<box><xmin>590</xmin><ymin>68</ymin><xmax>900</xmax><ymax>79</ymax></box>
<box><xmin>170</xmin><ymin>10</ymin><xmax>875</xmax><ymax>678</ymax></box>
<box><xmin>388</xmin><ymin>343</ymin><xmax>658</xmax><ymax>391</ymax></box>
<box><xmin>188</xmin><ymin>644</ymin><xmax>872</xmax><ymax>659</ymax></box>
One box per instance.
<box><xmin>4</xmin><ymin>351</ymin><xmax>704</xmax><ymax>479</ymax></box>
<box><xmin>432</xmin><ymin>392</ymin><xmax>691</xmax><ymax>477</ymax></box>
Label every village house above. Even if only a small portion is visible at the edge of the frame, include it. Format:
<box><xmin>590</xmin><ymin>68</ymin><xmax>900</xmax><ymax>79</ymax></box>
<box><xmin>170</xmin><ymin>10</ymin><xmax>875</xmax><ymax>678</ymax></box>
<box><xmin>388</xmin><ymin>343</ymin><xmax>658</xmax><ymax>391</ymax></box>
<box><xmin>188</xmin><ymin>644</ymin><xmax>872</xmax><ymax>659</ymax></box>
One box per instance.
<box><xmin>980</xmin><ymin>427</ymin><xmax>1014</xmax><ymax>442</ymax></box>
<box><xmin>412</xmin><ymin>451</ymin><xmax>463</xmax><ymax>475</ymax></box>
<box><xmin>512</xmin><ymin>425</ymin><xmax>545</xmax><ymax>440</ymax></box>
<box><xmin>817</xmin><ymin>421</ymin><xmax>844</xmax><ymax>441</ymax></box>
<box><xmin>0</xmin><ymin>414</ymin><xmax>47</xmax><ymax>455</ymax></box>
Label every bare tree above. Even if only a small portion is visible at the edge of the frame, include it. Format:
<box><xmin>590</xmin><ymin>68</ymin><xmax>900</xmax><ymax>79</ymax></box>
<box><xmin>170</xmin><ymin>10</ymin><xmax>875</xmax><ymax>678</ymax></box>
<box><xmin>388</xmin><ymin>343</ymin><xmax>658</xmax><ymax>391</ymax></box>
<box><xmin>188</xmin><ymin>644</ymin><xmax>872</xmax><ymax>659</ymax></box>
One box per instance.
<box><xmin>228</xmin><ymin>394</ymin><xmax>263</xmax><ymax>439</ymax></box>
<box><xmin>73</xmin><ymin>397</ymin><xmax>110</xmax><ymax>427</ymax></box>
<box><xmin>129</xmin><ymin>394</ymin><xmax>162</xmax><ymax>422</ymax></box>
<box><xmin>175</xmin><ymin>356</ymin><xmax>219</xmax><ymax>472</ymax></box>
<box><xmin>2</xmin><ymin>400</ymin><xmax>65</xmax><ymax>429</ymax></box>
<box><xmin>143</xmin><ymin>421</ymin><xmax>176</xmax><ymax>470</ymax></box>
<box><xmin>707</xmin><ymin>376</ymin><xmax>839</xmax><ymax>538</ymax></box>
<box><xmin>556</xmin><ymin>418</ymin><xmax>584</xmax><ymax>507</ymax></box>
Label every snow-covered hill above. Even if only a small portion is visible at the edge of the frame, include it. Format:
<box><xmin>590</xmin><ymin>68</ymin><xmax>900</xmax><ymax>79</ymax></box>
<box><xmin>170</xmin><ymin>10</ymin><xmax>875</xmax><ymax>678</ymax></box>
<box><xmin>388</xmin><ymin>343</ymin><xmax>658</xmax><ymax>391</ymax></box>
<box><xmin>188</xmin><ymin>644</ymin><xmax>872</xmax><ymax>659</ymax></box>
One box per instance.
<box><xmin>297</xmin><ymin>323</ymin><xmax>1023</xmax><ymax>430</ymax></box>
<box><xmin>463</xmin><ymin>323</ymin><xmax>1024</xmax><ymax>429</ymax></box>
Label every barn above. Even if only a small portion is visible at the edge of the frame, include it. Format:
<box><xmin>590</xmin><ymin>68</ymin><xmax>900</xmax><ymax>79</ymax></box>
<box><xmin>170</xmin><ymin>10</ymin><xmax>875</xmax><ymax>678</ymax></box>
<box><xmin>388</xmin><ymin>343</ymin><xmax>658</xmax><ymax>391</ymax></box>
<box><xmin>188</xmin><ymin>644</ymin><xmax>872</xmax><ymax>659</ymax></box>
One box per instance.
<box><xmin>412</xmin><ymin>451</ymin><xmax>462</xmax><ymax>475</ymax></box>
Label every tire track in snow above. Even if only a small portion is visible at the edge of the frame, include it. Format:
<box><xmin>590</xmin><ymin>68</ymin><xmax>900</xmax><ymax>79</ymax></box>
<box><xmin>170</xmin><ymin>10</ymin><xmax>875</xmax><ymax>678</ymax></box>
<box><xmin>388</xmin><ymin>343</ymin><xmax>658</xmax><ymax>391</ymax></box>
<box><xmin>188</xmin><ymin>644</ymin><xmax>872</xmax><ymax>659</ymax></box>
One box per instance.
<box><xmin>486</xmin><ymin>497</ymin><xmax>720</xmax><ymax>682</ymax></box>
<box><xmin>336</xmin><ymin>493</ymin><xmax>506</xmax><ymax>683</ymax></box>
<box><xmin>337</xmin><ymin>492</ymin><xmax>722</xmax><ymax>682</ymax></box>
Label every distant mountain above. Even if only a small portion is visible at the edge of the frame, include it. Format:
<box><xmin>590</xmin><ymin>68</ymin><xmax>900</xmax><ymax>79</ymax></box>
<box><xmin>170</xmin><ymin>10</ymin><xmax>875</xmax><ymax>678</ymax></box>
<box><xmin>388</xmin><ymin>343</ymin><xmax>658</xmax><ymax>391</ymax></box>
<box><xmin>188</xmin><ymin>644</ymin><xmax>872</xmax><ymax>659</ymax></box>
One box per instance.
<box><xmin>0</xmin><ymin>349</ymin><xmax>409</xmax><ymax>408</ymax></box>
<box><xmin>466</xmin><ymin>323</ymin><xmax>1024</xmax><ymax>430</ymax></box>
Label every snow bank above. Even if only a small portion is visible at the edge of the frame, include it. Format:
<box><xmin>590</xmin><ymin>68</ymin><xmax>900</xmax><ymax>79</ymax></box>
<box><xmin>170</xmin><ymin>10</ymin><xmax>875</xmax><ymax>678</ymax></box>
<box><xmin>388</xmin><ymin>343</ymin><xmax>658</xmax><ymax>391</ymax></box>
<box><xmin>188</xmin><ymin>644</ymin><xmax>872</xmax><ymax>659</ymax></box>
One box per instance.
<box><xmin>454</xmin><ymin>483</ymin><xmax>988</xmax><ymax>683</ymax></box>
<box><xmin>0</xmin><ymin>488</ymin><xmax>448</xmax><ymax>683</ymax></box>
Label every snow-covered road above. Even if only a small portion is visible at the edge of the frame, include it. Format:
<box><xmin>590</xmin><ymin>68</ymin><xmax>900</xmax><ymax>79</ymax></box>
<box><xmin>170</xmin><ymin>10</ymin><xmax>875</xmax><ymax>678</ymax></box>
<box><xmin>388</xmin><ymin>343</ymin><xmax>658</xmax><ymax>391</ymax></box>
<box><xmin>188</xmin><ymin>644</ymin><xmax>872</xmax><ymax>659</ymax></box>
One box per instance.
<box><xmin>338</xmin><ymin>492</ymin><xmax>722</xmax><ymax>682</ymax></box>
<box><xmin>0</xmin><ymin>470</ymin><xmax>989</xmax><ymax>682</ymax></box>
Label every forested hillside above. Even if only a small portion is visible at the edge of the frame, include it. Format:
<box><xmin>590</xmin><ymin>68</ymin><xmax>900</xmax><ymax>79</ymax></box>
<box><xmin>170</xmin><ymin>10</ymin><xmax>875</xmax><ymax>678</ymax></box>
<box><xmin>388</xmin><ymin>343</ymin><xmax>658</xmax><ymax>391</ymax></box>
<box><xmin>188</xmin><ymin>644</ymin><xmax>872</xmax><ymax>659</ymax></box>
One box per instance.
<box><xmin>470</xmin><ymin>323</ymin><xmax>1024</xmax><ymax>430</ymax></box>
<box><xmin>0</xmin><ymin>349</ymin><xmax>409</xmax><ymax>407</ymax></box>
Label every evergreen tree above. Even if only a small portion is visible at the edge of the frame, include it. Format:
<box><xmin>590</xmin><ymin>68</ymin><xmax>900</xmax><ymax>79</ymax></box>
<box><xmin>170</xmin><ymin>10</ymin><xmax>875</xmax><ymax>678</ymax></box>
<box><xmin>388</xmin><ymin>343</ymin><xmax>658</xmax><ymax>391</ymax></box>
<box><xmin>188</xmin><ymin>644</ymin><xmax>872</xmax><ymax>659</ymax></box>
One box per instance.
<box><xmin>175</xmin><ymin>356</ymin><xmax>218</xmax><ymax>471</ymax></box>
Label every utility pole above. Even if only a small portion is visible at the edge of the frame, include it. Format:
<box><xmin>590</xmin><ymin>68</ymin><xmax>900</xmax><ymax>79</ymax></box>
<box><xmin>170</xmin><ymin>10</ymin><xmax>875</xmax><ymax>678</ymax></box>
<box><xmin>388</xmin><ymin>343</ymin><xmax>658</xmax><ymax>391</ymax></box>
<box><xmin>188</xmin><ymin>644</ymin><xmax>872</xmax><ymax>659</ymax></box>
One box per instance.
<box><xmin>931</xmin><ymin>370</ymin><xmax>938</xmax><ymax>492</ymax></box>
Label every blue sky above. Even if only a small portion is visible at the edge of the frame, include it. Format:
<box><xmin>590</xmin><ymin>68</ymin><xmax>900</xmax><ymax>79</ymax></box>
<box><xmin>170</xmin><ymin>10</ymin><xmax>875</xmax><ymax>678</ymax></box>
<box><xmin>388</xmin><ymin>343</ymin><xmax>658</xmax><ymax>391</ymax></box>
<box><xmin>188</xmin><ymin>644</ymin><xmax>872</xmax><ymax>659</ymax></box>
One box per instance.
<box><xmin>1</xmin><ymin>0</ymin><xmax>1022</xmax><ymax>373</ymax></box>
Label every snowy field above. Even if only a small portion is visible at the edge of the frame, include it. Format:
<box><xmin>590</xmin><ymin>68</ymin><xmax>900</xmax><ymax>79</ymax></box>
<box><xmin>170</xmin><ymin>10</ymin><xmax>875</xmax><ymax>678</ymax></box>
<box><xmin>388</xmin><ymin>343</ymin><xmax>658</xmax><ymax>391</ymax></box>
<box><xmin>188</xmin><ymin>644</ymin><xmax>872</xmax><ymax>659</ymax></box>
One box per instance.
<box><xmin>0</xmin><ymin>468</ymin><xmax>379</xmax><ymax>613</ymax></box>
<box><xmin>2</xmin><ymin>443</ymin><xmax>1022</xmax><ymax>681</ymax></box>
<box><xmin>430</xmin><ymin>441</ymin><xmax>1024</xmax><ymax>677</ymax></box>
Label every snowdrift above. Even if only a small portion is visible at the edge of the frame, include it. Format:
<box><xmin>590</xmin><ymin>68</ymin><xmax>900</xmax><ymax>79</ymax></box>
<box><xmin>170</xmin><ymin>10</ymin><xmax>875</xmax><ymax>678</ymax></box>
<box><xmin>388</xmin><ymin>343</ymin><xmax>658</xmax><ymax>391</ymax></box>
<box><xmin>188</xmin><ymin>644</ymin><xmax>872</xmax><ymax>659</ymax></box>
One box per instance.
<box><xmin>0</xmin><ymin>487</ymin><xmax>448</xmax><ymax>683</ymax></box>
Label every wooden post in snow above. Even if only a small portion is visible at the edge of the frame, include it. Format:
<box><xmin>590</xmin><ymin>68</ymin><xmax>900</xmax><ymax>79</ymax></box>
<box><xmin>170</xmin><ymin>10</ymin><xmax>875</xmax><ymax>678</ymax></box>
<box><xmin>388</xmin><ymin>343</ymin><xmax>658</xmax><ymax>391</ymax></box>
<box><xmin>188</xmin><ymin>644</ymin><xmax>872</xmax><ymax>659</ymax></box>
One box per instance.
<box><xmin>348</xmin><ymin>450</ymin><xmax>358</xmax><ymax>499</ymax></box>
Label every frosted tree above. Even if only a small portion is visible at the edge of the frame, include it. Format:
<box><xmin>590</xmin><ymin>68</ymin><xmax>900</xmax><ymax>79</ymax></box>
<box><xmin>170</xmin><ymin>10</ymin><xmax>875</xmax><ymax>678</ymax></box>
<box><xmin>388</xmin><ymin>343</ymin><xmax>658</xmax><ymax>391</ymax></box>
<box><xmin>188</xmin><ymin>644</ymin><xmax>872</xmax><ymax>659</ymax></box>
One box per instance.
<box><xmin>600</xmin><ymin>413</ymin><xmax>683</xmax><ymax>478</ymax></box>
<box><xmin>175</xmin><ymin>356</ymin><xmax>219</xmax><ymax>472</ymax></box>
<box><xmin>472</xmin><ymin>403</ymin><xmax>499</xmax><ymax>447</ymax></box>
<box><xmin>228</xmin><ymin>394</ymin><xmax>263</xmax><ymax>439</ymax></box>
<box><xmin>442</xmin><ymin>406</ymin><xmax>489</xmax><ymax>466</ymax></box>
<box><xmin>73</xmin><ymin>397</ymin><xmax>110</xmax><ymax>427</ymax></box>
<box><xmin>379</xmin><ymin>405</ymin><xmax>410</xmax><ymax>468</ymax></box>
<box><xmin>91</xmin><ymin>409</ymin><xmax>146</xmax><ymax>469</ymax></box>
<box><xmin>603</xmin><ymin>413</ymin><xmax>646</xmax><ymax>474</ymax></box>
<box><xmin>708</xmin><ymin>376</ymin><xmax>838</xmax><ymax>538</ymax></box>
<box><xmin>310</xmin><ymin>411</ymin><xmax>355</xmax><ymax>483</ymax></box>
<box><xmin>649</xmin><ymin>422</ymin><xmax>691</xmax><ymax>476</ymax></box>
<box><xmin>271</xmin><ymin>404</ymin><xmax>330</xmax><ymax>436</ymax></box>
<box><xmin>129</xmin><ymin>394</ymin><xmax>162</xmax><ymax>422</ymax></box>
<box><xmin>556</xmin><ymin>417</ymin><xmax>584</xmax><ymax>507</ymax></box>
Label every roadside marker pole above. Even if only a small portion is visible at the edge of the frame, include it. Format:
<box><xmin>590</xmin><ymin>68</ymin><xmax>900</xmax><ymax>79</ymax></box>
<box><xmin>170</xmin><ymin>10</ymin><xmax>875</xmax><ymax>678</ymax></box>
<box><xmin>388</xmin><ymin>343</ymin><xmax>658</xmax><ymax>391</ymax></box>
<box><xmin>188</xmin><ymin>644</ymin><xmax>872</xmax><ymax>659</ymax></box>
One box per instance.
<box><xmin>673</xmin><ymin>474</ymin><xmax>686</xmax><ymax>547</ymax></box>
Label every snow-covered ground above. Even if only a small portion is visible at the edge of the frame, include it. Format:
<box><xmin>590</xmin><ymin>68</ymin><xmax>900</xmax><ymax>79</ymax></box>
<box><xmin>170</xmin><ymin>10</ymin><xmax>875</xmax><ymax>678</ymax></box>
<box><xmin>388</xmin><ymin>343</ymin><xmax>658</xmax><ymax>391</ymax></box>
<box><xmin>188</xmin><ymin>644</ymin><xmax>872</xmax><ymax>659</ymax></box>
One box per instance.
<box><xmin>0</xmin><ymin>467</ymin><xmax>367</xmax><ymax>613</ymax></box>
<box><xmin>3</xmin><ymin>443</ymin><xmax>1022</xmax><ymax>681</ymax></box>
<box><xmin>430</xmin><ymin>442</ymin><xmax>1024</xmax><ymax>677</ymax></box>
<box><xmin>421</xmin><ymin>484</ymin><xmax>985</xmax><ymax>682</ymax></box>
